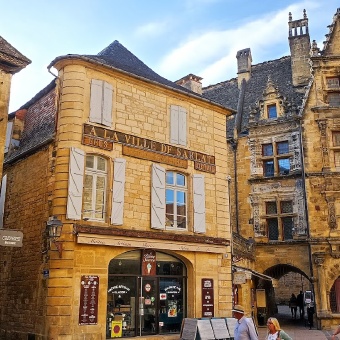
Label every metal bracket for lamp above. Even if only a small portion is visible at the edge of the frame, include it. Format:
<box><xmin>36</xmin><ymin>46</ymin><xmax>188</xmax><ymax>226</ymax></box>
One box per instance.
<box><xmin>46</xmin><ymin>216</ymin><xmax>63</xmax><ymax>258</ymax></box>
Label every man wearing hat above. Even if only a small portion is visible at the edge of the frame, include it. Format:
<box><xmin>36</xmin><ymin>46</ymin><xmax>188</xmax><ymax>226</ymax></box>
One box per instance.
<box><xmin>233</xmin><ymin>304</ymin><xmax>258</xmax><ymax>340</ymax></box>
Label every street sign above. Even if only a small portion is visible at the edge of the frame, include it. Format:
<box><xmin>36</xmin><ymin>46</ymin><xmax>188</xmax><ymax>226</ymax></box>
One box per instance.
<box><xmin>0</xmin><ymin>229</ymin><xmax>23</xmax><ymax>247</ymax></box>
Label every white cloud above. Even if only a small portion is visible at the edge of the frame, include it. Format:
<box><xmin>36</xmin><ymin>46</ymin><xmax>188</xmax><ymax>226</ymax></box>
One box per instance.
<box><xmin>156</xmin><ymin>1</ymin><xmax>331</xmax><ymax>86</ymax></box>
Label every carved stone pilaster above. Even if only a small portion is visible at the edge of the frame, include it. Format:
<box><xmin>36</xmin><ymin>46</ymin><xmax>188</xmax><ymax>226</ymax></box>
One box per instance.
<box><xmin>325</xmin><ymin>196</ymin><xmax>337</xmax><ymax>229</ymax></box>
<box><xmin>317</xmin><ymin>120</ymin><xmax>330</xmax><ymax>169</ymax></box>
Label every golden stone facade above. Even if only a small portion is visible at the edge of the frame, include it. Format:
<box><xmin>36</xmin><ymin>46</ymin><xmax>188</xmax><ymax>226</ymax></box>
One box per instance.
<box><xmin>0</xmin><ymin>42</ymin><xmax>233</xmax><ymax>339</ymax></box>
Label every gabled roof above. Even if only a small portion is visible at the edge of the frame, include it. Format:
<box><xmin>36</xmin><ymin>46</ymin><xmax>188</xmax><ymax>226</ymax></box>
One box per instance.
<box><xmin>203</xmin><ymin>56</ymin><xmax>305</xmax><ymax>137</ymax></box>
<box><xmin>48</xmin><ymin>40</ymin><xmax>234</xmax><ymax>113</ymax></box>
<box><xmin>0</xmin><ymin>36</ymin><xmax>31</xmax><ymax>74</ymax></box>
<box><xmin>321</xmin><ymin>8</ymin><xmax>340</xmax><ymax>54</ymax></box>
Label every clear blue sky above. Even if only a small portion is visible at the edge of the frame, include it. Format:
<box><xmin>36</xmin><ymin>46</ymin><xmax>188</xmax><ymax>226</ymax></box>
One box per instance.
<box><xmin>2</xmin><ymin>0</ymin><xmax>339</xmax><ymax>112</ymax></box>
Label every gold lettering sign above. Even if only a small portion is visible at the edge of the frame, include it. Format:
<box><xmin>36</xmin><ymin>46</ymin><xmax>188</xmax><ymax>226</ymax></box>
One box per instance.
<box><xmin>82</xmin><ymin>124</ymin><xmax>215</xmax><ymax>173</ymax></box>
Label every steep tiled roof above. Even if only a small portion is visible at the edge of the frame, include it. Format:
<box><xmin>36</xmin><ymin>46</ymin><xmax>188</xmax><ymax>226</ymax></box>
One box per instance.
<box><xmin>203</xmin><ymin>56</ymin><xmax>305</xmax><ymax>137</ymax></box>
<box><xmin>0</xmin><ymin>36</ymin><xmax>31</xmax><ymax>74</ymax></box>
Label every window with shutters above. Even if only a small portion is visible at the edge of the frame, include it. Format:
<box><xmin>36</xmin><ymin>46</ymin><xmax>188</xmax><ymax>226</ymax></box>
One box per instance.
<box><xmin>264</xmin><ymin>200</ymin><xmax>294</xmax><ymax>241</ymax></box>
<box><xmin>83</xmin><ymin>155</ymin><xmax>108</xmax><ymax>221</ymax></box>
<box><xmin>166</xmin><ymin>171</ymin><xmax>187</xmax><ymax>230</ymax></box>
<box><xmin>262</xmin><ymin>141</ymin><xmax>291</xmax><ymax>177</ymax></box>
<box><xmin>170</xmin><ymin>105</ymin><xmax>187</xmax><ymax>146</ymax></box>
<box><xmin>89</xmin><ymin>79</ymin><xmax>113</xmax><ymax>127</ymax></box>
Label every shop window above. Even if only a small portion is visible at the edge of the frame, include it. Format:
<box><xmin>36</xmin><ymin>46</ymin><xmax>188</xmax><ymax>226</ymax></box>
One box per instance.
<box><xmin>170</xmin><ymin>105</ymin><xmax>187</xmax><ymax>146</ymax></box>
<box><xmin>0</xmin><ymin>174</ymin><xmax>7</xmax><ymax>228</ymax></box>
<box><xmin>83</xmin><ymin>155</ymin><xmax>108</xmax><ymax>221</ymax></box>
<box><xmin>262</xmin><ymin>141</ymin><xmax>290</xmax><ymax>177</ymax></box>
<box><xmin>166</xmin><ymin>172</ymin><xmax>187</xmax><ymax>230</ymax></box>
<box><xmin>265</xmin><ymin>200</ymin><xmax>294</xmax><ymax>241</ymax></box>
<box><xmin>151</xmin><ymin>164</ymin><xmax>206</xmax><ymax>233</ymax></box>
<box><xmin>107</xmin><ymin>250</ymin><xmax>187</xmax><ymax>338</ymax></box>
<box><xmin>90</xmin><ymin>79</ymin><xmax>113</xmax><ymax>127</ymax></box>
<box><xmin>330</xmin><ymin>277</ymin><xmax>340</xmax><ymax>313</ymax></box>
<box><xmin>267</xmin><ymin>104</ymin><xmax>277</xmax><ymax>119</ymax></box>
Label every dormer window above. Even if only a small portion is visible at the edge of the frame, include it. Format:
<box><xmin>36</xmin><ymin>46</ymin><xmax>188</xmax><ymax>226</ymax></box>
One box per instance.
<box><xmin>267</xmin><ymin>104</ymin><xmax>277</xmax><ymax>119</ymax></box>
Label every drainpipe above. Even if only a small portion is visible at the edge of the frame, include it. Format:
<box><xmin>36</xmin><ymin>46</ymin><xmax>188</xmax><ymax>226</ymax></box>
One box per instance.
<box><xmin>230</xmin><ymin>138</ymin><xmax>239</xmax><ymax>234</ymax></box>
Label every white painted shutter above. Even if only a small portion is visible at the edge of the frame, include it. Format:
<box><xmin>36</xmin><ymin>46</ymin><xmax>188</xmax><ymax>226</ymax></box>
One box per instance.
<box><xmin>0</xmin><ymin>174</ymin><xmax>7</xmax><ymax>228</ymax></box>
<box><xmin>102</xmin><ymin>81</ymin><xmax>113</xmax><ymax>127</ymax></box>
<box><xmin>67</xmin><ymin>147</ymin><xmax>85</xmax><ymax>220</ymax></box>
<box><xmin>170</xmin><ymin>105</ymin><xmax>179</xmax><ymax>144</ymax></box>
<box><xmin>5</xmin><ymin>122</ymin><xmax>13</xmax><ymax>153</ymax></box>
<box><xmin>111</xmin><ymin>158</ymin><xmax>126</xmax><ymax>225</ymax></box>
<box><xmin>178</xmin><ymin>107</ymin><xmax>187</xmax><ymax>146</ymax></box>
<box><xmin>89</xmin><ymin>79</ymin><xmax>103</xmax><ymax>124</ymax></box>
<box><xmin>151</xmin><ymin>164</ymin><xmax>166</xmax><ymax>229</ymax></box>
<box><xmin>193</xmin><ymin>174</ymin><xmax>206</xmax><ymax>233</ymax></box>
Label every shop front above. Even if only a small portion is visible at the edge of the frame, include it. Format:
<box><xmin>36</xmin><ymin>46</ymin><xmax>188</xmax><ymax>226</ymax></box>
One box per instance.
<box><xmin>106</xmin><ymin>250</ymin><xmax>186</xmax><ymax>338</ymax></box>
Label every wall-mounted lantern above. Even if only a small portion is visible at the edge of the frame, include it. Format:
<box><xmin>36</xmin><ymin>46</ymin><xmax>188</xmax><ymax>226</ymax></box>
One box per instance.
<box><xmin>46</xmin><ymin>216</ymin><xmax>63</xmax><ymax>258</ymax></box>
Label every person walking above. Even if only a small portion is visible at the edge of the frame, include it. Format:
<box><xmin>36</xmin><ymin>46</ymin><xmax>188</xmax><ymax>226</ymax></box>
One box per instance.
<box><xmin>265</xmin><ymin>317</ymin><xmax>292</xmax><ymax>340</ymax></box>
<box><xmin>307</xmin><ymin>302</ymin><xmax>315</xmax><ymax>329</ymax></box>
<box><xmin>296</xmin><ymin>290</ymin><xmax>304</xmax><ymax>319</ymax></box>
<box><xmin>233</xmin><ymin>304</ymin><xmax>258</xmax><ymax>340</ymax></box>
<box><xmin>289</xmin><ymin>293</ymin><xmax>298</xmax><ymax>319</ymax></box>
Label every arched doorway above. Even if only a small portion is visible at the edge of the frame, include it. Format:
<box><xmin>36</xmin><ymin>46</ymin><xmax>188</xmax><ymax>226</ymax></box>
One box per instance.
<box><xmin>106</xmin><ymin>250</ymin><xmax>187</xmax><ymax>338</ymax></box>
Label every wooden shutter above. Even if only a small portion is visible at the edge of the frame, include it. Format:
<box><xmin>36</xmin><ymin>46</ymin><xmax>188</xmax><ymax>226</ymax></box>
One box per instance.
<box><xmin>151</xmin><ymin>164</ymin><xmax>166</xmax><ymax>229</ymax></box>
<box><xmin>67</xmin><ymin>147</ymin><xmax>85</xmax><ymax>220</ymax></box>
<box><xmin>111</xmin><ymin>158</ymin><xmax>126</xmax><ymax>225</ymax></box>
<box><xmin>170</xmin><ymin>105</ymin><xmax>179</xmax><ymax>144</ymax></box>
<box><xmin>89</xmin><ymin>79</ymin><xmax>103</xmax><ymax>124</ymax></box>
<box><xmin>193</xmin><ymin>174</ymin><xmax>206</xmax><ymax>233</ymax></box>
<box><xmin>178</xmin><ymin>107</ymin><xmax>187</xmax><ymax>146</ymax></box>
<box><xmin>5</xmin><ymin>122</ymin><xmax>13</xmax><ymax>153</ymax></box>
<box><xmin>0</xmin><ymin>175</ymin><xmax>7</xmax><ymax>228</ymax></box>
<box><xmin>102</xmin><ymin>81</ymin><xmax>113</xmax><ymax>127</ymax></box>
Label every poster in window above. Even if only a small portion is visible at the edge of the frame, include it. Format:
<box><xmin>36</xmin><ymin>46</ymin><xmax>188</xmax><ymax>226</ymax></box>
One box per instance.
<box><xmin>142</xmin><ymin>249</ymin><xmax>156</xmax><ymax>276</ymax></box>
<box><xmin>168</xmin><ymin>300</ymin><xmax>177</xmax><ymax>317</ymax></box>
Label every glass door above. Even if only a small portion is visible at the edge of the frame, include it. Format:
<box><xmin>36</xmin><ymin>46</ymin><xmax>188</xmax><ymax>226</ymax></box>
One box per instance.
<box><xmin>138</xmin><ymin>277</ymin><xmax>157</xmax><ymax>336</ymax></box>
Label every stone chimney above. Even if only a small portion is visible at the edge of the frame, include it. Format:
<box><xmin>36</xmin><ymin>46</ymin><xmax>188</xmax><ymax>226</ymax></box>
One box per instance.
<box><xmin>176</xmin><ymin>74</ymin><xmax>202</xmax><ymax>95</ymax></box>
<box><xmin>236</xmin><ymin>48</ymin><xmax>252</xmax><ymax>88</ymax></box>
<box><xmin>288</xmin><ymin>9</ymin><xmax>311</xmax><ymax>86</ymax></box>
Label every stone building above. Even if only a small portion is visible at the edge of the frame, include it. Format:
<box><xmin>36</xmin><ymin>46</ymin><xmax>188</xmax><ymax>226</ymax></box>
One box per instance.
<box><xmin>0</xmin><ymin>36</ymin><xmax>30</xmax><ymax>199</ymax></box>
<box><xmin>202</xmin><ymin>9</ymin><xmax>314</xmax><ymax>325</ymax></box>
<box><xmin>301</xmin><ymin>8</ymin><xmax>340</xmax><ymax>328</ymax></box>
<box><xmin>202</xmin><ymin>7</ymin><xmax>340</xmax><ymax>329</ymax></box>
<box><xmin>0</xmin><ymin>41</ymin><xmax>234</xmax><ymax>339</ymax></box>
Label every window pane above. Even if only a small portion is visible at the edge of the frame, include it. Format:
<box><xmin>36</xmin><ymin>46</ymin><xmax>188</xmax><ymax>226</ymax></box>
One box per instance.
<box><xmin>329</xmin><ymin>93</ymin><xmax>340</xmax><ymax>107</ymax></box>
<box><xmin>263</xmin><ymin>144</ymin><xmax>273</xmax><ymax>156</ymax></box>
<box><xmin>335</xmin><ymin>152</ymin><xmax>340</xmax><ymax>167</ymax></box>
<box><xmin>166</xmin><ymin>189</ymin><xmax>174</xmax><ymax>226</ymax></box>
<box><xmin>327</xmin><ymin>77</ymin><xmax>340</xmax><ymax>88</ymax></box>
<box><xmin>95</xmin><ymin>176</ymin><xmax>105</xmax><ymax>218</ymax></box>
<box><xmin>166</xmin><ymin>172</ymin><xmax>174</xmax><ymax>185</ymax></box>
<box><xmin>268</xmin><ymin>218</ymin><xmax>279</xmax><ymax>240</ymax></box>
<box><xmin>266</xmin><ymin>202</ymin><xmax>277</xmax><ymax>215</ymax></box>
<box><xmin>281</xmin><ymin>201</ymin><xmax>293</xmax><ymax>213</ymax></box>
<box><xmin>86</xmin><ymin>155</ymin><xmax>94</xmax><ymax>169</ymax></box>
<box><xmin>97</xmin><ymin>157</ymin><xmax>106</xmax><ymax>171</ymax></box>
<box><xmin>277</xmin><ymin>141</ymin><xmax>289</xmax><ymax>155</ymax></box>
<box><xmin>83</xmin><ymin>174</ymin><xmax>93</xmax><ymax>218</ymax></box>
<box><xmin>264</xmin><ymin>160</ymin><xmax>274</xmax><ymax>177</ymax></box>
<box><xmin>278</xmin><ymin>158</ymin><xmax>290</xmax><ymax>175</ymax></box>
<box><xmin>333</xmin><ymin>133</ymin><xmax>340</xmax><ymax>146</ymax></box>
<box><xmin>268</xmin><ymin>105</ymin><xmax>277</xmax><ymax>119</ymax></box>
<box><xmin>176</xmin><ymin>173</ymin><xmax>186</xmax><ymax>187</ymax></box>
<box><xmin>282</xmin><ymin>217</ymin><xmax>294</xmax><ymax>240</ymax></box>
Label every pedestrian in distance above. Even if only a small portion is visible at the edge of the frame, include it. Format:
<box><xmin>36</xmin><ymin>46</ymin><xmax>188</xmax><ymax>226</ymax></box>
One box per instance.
<box><xmin>296</xmin><ymin>290</ymin><xmax>304</xmax><ymax>319</ymax></box>
<box><xmin>307</xmin><ymin>302</ymin><xmax>315</xmax><ymax>329</ymax></box>
<box><xmin>266</xmin><ymin>317</ymin><xmax>292</xmax><ymax>340</ymax></box>
<box><xmin>331</xmin><ymin>324</ymin><xmax>340</xmax><ymax>339</ymax></box>
<box><xmin>232</xmin><ymin>304</ymin><xmax>258</xmax><ymax>340</ymax></box>
<box><xmin>288</xmin><ymin>293</ymin><xmax>298</xmax><ymax>319</ymax></box>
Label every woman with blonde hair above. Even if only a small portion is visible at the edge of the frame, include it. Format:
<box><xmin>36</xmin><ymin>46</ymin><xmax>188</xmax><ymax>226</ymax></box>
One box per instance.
<box><xmin>266</xmin><ymin>317</ymin><xmax>292</xmax><ymax>340</ymax></box>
